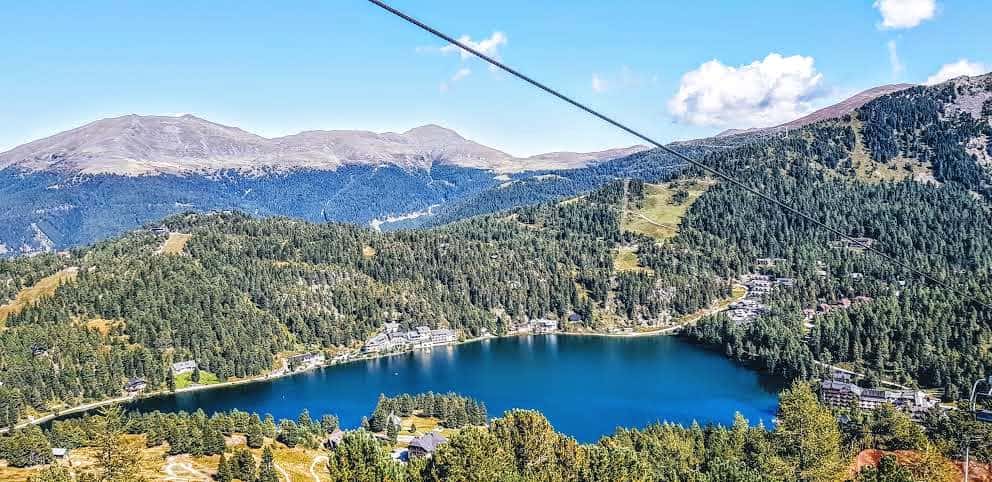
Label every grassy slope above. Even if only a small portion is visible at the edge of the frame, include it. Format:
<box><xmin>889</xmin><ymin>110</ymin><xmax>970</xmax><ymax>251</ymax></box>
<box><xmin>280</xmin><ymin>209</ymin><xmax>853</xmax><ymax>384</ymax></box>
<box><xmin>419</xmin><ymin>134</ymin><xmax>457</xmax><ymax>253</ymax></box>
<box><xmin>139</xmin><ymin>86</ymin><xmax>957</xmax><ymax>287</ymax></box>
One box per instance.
<box><xmin>158</xmin><ymin>232</ymin><xmax>192</xmax><ymax>255</ymax></box>
<box><xmin>623</xmin><ymin>179</ymin><xmax>714</xmax><ymax>240</ymax></box>
<box><xmin>0</xmin><ymin>267</ymin><xmax>78</xmax><ymax>326</ymax></box>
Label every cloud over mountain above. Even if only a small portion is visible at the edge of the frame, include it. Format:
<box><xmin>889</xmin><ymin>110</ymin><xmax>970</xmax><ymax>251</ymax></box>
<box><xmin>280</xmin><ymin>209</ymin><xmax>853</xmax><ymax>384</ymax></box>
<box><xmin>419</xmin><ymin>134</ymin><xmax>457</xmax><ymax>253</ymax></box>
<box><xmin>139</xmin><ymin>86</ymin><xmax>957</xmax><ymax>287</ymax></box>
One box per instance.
<box><xmin>925</xmin><ymin>59</ymin><xmax>987</xmax><ymax>85</ymax></box>
<box><xmin>668</xmin><ymin>53</ymin><xmax>824</xmax><ymax>127</ymax></box>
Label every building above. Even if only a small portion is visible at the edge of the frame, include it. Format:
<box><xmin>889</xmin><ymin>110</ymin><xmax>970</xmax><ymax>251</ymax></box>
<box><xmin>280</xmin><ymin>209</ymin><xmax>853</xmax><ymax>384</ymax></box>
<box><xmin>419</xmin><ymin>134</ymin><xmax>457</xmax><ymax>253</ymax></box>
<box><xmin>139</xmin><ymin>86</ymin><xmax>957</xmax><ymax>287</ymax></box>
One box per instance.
<box><xmin>288</xmin><ymin>352</ymin><xmax>325</xmax><ymax>368</ymax></box>
<box><xmin>171</xmin><ymin>360</ymin><xmax>197</xmax><ymax>374</ymax></box>
<box><xmin>52</xmin><ymin>448</ymin><xmax>68</xmax><ymax>460</ymax></box>
<box><xmin>819</xmin><ymin>380</ymin><xmax>938</xmax><ymax>421</ymax></box>
<box><xmin>383</xmin><ymin>322</ymin><xmax>401</xmax><ymax>334</ymax></box>
<box><xmin>150</xmin><ymin>225</ymin><xmax>170</xmax><ymax>236</ymax></box>
<box><xmin>124</xmin><ymin>378</ymin><xmax>147</xmax><ymax>393</ymax></box>
<box><xmin>363</xmin><ymin>333</ymin><xmax>392</xmax><ymax>353</ymax></box>
<box><xmin>406</xmin><ymin>326</ymin><xmax>431</xmax><ymax>344</ymax></box>
<box><xmin>531</xmin><ymin>319</ymin><xmax>559</xmax><ymax>334</ymax></box>
<box><xmin>408</xmin><ymin>432</ymin><xmax>448</xmax><ymax>458</ymax></box>
<box><xmin>430</xmin><ymin>329</ymin><xmax>457</xmax><ymax>344</ymax></box>
<box><xmin>567</xmin><ymin>313</ymin><xmax>583</xmax><ymax>323</ymax></box>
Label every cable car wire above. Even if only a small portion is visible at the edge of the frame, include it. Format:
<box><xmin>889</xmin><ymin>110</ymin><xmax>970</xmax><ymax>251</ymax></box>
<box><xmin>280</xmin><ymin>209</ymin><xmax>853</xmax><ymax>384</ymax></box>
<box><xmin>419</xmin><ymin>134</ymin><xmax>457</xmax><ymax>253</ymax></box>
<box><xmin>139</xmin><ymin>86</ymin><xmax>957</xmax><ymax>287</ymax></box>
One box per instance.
<box><xmin>366</xmin><ymin>0</ymin><xmax>990</xmax><ymax>309</ymax></box>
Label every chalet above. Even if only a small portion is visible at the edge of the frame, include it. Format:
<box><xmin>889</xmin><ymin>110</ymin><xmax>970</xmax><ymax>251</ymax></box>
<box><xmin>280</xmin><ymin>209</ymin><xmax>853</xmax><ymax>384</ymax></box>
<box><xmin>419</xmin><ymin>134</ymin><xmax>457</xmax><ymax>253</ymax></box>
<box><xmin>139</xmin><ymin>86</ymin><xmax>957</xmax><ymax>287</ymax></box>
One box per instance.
<box><xmin>383</xmin><ymin>322</ymin><xmax>401</xmax><ymax>334</ymax></box>
<box><xmin>775</xmin><ymin>277</ymin><xmax>796</xmax><ymax>287</ymax></box>
<box><xmin>408</xmin><ymin>432</ymin><xmax>447</xmax><ymax>458</ymax></box>
<box><xmin>150</xmin><ymin>225</ymin><xmax>170</xmax><ymax>236</ymax></box>
<box><xmin>567</xmin><ymin>313</ymin><xmax>584</xmax><ymax>323</ymax></box>
<box><xmin>30</xmin><ymin>345</ymin><xmax>48</xmax><ymax>357</ymax></box>
<box><xmin>171</xmin><ymin>360</ymin><xmax>197</xmax><ymax>374</ymax></box>
<box><xmin>52</xmin><ymin>448</ymin><xmax>68</xmax><ymax>460</ymax></box>
<box><xmin>124</xmin><ymin>378</ymin><xmax>147</xmax><ymax>393</ymax></box>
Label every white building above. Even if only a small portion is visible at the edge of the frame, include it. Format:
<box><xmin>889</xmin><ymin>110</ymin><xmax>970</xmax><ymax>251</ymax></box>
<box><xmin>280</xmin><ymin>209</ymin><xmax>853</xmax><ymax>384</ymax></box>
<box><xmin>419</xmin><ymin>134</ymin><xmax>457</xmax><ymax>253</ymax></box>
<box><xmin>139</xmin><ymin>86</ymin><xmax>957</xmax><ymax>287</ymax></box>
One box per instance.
<box><xmin>171</xmin><ymin>360</ymin><xmax>197</xmax><ymax>374</ymax></box>
<box><xmin>363</xmin><ymin>333</ymin><xmax>392</xmax><ymax>353</ymax></box>
<box><xmin>430</xmin><ymin>329</ymin><xmax>457</xmax><ymax>344</ymax></box>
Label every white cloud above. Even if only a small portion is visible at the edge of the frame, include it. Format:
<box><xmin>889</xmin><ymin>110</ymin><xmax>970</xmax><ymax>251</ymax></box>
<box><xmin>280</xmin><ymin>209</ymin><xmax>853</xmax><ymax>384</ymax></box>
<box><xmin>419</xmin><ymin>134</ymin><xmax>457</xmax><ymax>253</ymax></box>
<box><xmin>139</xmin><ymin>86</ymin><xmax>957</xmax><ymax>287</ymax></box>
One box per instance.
<box><xmin>440</xmin><ymin>32</ymin><xmax>507</xmax><ymax>61</ymax></box>
<box><xmin>924</xmin><ymin>59</ymin><xmax>988</xmax><ymax>85</ymax></box>
<box><xmin>667</xmin><ymin>53</ymin><xmax>824</xmax><ymax>127</ymax></box>
<box><xmin>887</xmin><ymin>40</ymin><xmax>904</xmax><ymax>77</ymax></box>
<box><xmin>451</xmin><ymin>68</ymin><xmax>472</xmax><ymax>82</ymax></box>
<box><xmin>439</xmin><ymin>68</ymin><xmax>473</xmax><ymax>93</ymax></box>
<box><xmin>874</xmin><ymin>0</ymin><xmax>937</xmax><ymax>29</ymax></box>
<box><xmin>591</xmin><ymin>74</ymin><xmax>608</xmax><ymax>93</ymax></box>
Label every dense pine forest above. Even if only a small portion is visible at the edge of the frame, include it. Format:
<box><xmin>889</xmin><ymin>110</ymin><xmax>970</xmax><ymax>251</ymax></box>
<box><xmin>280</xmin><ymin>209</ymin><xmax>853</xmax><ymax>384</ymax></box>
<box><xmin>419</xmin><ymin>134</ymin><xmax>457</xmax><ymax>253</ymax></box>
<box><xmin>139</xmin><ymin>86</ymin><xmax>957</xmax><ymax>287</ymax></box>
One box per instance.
<box><xmin>0</xmin><ymin>74</ymin><xmax>990</xmax><ymax>436</ymax></box>
<box><xmin>1</xmin><ymin>385</ymin><xmax>989</xmax><ymax>480</ymax></box>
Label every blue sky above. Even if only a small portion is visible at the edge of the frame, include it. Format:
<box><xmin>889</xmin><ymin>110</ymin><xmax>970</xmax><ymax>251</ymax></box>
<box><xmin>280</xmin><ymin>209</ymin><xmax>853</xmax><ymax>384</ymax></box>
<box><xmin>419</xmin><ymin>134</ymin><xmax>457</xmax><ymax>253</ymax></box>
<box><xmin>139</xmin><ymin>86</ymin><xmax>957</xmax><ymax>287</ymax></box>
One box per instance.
<box><xmin>1</xmin><ymin>0</ymin><xmax>989</xmax><ymax>155</ymax></box>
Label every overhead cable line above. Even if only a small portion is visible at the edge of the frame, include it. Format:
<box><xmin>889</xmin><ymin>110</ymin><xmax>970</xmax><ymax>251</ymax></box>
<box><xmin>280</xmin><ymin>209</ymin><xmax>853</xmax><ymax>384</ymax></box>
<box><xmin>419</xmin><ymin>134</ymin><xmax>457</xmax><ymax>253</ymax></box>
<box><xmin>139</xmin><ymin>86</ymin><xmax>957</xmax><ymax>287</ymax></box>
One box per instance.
<box><xmin>366</xmin><ymin>0</ymin><xmax>990</xmax><ymax>309</ymax></box>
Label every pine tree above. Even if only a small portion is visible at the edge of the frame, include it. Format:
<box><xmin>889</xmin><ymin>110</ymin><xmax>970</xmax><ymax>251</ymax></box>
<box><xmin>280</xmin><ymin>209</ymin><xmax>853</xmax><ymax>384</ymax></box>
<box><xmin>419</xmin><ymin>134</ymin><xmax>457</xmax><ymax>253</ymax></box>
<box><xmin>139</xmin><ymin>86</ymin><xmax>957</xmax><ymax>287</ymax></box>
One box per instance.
<box><xmin>256</xmin><ymin>446</ymin><xmax>280</xmax><ymax>482</ymax></box>
<box><xmin>215</xmin><ymin>453</ymin><xmax>233</xmax><ymax>482</ymax></box>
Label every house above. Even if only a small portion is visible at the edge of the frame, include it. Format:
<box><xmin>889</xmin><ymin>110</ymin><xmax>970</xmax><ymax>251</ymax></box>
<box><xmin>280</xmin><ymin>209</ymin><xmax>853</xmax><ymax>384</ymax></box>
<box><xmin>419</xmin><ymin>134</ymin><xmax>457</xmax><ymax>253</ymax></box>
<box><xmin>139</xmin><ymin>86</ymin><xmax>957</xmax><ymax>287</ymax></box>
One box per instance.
<box><xmin>150</xmin><ymin>225</ymin><xmax>170</xmax><ymax>236</ymax></box>
<box><xmin>383</xmin><ymin>322</ymin><xmax>401</xmax><ymax>334</ymax></box>
<box><xmin>567</xmin><ymin>313</ymin><xmax>583</xmax><ymax>323</ymax></box>
<box><xmin>775</xmin><ymin>277</ymin><xmax>796</xmax><ymax>287</ymax></box>
<box><xmin>754</xmin><ymin>258</ymin><xmax>785</xmax><ymax>267</ymax></box>
<box><xmin>52</xmin><ymin>448</ymin><xmax>68</xmax><ymax>460</ymax></box>
<box><xmin>430</xmin><ymin>329</ymin><xmax>457</xmax><ymax>344</ymax></box>
<box><xmin>408</xmin><ymin>432</ymin><xmax>448</xmax><ymax>458</ymax></box>
<box><xmin>531</xmin><ymin>319</ymin><xmax>559</xmax><ymax>334</ymax></box>
<box><xmin>124</xmin><ymin>378</ymin><xmax>147</xmax><ymax>393</ymax></box>
<box><xmin>30</xmin><ymin>345</ymin><xmax>48</xmax><ymax>357</ymax></box>
<box><xmin>405</xmin><ymin>327</ymin><xmax>430</xmax><ymax>345</ymax></box>
<box><xmin>171</xmin><ymin>360</ymin><xmax>197</xmax><ymax>375</ymax></box>
<box><xmin>364</xmin><ymin>333</ymin><xmax>392</xmax><ymax>353</ymax></box>
<box><xmin>288</xmin><ymin>352</ymin><xmax>325</xmax><ymax>368</ymax></box>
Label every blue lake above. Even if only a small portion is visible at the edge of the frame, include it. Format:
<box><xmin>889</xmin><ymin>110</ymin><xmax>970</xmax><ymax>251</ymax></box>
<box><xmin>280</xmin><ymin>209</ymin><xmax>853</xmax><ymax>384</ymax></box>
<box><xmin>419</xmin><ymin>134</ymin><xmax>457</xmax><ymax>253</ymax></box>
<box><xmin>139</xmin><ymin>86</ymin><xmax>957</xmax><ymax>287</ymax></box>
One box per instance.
<box><xmin>125</xmin><ymin>335</ymin><xmax>781</xmax><ymax>442</ymax></box>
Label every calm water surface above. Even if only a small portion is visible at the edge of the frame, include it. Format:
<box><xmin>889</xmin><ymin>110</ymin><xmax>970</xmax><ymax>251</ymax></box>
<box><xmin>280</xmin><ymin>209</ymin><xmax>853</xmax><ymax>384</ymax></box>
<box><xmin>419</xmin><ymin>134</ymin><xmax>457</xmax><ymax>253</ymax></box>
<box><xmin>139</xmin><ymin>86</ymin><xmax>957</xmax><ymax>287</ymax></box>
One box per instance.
<box><xmin>127</xmin><ymin>335</ymin><xmax>781</xmax><ymax>442</ymax></box>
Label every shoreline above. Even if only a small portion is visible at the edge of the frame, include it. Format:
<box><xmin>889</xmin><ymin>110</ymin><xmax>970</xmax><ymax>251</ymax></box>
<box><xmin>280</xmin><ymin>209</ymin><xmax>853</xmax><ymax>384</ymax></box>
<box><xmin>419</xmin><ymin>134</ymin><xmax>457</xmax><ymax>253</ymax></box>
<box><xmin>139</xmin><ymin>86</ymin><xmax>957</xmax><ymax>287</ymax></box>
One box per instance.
<box><xmin>18</xmin><ymin>326</ymin><xmax>688</xmax><ymax>429</ymax></box>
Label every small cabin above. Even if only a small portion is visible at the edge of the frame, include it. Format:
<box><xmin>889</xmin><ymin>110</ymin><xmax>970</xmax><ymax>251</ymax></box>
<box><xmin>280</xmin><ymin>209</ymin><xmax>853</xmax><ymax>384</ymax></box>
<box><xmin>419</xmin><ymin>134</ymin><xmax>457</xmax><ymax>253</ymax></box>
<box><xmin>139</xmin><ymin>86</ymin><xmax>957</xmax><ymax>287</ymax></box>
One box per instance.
<box><xmin>408</xmin><ymin>432</ymin><xmax>447</xmax><ymax>458</ymax></box>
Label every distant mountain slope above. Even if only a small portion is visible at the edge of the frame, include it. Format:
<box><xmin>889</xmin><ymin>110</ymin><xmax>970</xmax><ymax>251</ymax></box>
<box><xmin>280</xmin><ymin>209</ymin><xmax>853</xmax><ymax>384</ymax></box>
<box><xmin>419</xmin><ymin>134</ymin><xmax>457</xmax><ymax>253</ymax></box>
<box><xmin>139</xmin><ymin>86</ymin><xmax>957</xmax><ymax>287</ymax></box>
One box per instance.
<box><xmin>716</xmin><ymin>83</ymin><xmax>914</xmax><ymax>138</ymax></box>
<box><xmin>0</xmin><ymin>115</ymin><xmax>648</xmax><ymax>253</ymax></box>
<box><xmin>0</xmin><ymin>114</ymin><xmax>646</xmax><ymax>175</ymax></box>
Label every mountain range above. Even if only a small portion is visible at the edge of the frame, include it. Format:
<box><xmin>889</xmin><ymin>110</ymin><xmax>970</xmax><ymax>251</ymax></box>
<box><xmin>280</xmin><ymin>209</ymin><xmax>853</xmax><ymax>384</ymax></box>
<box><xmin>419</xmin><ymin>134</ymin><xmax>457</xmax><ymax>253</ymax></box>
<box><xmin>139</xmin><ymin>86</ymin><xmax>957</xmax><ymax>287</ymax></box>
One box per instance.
<box><xmin>0</xmin><ymin>115</ymin><xmax>647</xmax><ymax>175</ymax></box>
<box><xmin>1</xmin><ymin>73</ymin><xmax>990</xmax><ymax>255</ymax></box>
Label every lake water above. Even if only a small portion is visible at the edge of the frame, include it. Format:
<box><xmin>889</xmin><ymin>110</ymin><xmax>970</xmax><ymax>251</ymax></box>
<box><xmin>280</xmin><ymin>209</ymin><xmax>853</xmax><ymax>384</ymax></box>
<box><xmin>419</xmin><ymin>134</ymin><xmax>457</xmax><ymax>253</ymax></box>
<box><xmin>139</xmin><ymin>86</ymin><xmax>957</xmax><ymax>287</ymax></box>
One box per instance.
<box><xmin>125</xmin><ymin>335</ymin><xmax>781</xmax><ymax>442</ymax></box>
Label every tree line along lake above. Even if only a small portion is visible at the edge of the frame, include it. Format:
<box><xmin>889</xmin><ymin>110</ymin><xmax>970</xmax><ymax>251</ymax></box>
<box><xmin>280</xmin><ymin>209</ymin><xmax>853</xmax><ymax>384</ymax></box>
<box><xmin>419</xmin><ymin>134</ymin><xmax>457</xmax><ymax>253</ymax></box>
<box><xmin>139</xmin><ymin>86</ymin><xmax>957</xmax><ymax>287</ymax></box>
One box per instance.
<box><xmin>111</xmin><ymin>335</ymin><xmax>781</xmax><ymax>442</ymax></box>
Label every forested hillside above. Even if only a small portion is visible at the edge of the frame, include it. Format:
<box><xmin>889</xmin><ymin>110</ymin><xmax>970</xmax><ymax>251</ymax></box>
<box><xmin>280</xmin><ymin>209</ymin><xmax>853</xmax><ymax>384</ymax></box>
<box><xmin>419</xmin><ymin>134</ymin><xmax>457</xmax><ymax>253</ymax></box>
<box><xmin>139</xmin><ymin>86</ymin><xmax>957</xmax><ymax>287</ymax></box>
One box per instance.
<box><xmin>0</xmin><ymin>177</ymin><xmax>718</xmax><ymax>426</ymax></box>
<box><xmin>1</xmin><ymin>74</ymin><xmax>991</xmax><ymax>429</ymax></box>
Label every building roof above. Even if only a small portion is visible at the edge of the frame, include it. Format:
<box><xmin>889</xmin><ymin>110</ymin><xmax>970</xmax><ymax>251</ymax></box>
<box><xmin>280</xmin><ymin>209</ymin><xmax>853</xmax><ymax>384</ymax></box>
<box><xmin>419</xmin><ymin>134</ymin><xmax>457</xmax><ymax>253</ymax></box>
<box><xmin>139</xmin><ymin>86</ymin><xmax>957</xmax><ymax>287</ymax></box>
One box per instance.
<box><xmin>409</xmin><ymin>432</ymin><xmax>447</xmax><ymax>453</ymax></box>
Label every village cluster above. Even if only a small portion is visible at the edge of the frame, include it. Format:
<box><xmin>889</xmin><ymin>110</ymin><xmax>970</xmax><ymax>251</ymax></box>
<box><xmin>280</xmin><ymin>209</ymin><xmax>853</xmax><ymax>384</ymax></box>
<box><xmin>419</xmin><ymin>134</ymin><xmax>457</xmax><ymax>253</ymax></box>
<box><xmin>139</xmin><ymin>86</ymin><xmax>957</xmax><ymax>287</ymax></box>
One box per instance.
<box><xmin>818</xmin><ymin>369</ymin><xmax>939</xmax><ymax>422</ymax></box>
<box><xmin>363</xmin><ymin>323</ymin><xmax>459</xmax><ymax>353</ymax></box>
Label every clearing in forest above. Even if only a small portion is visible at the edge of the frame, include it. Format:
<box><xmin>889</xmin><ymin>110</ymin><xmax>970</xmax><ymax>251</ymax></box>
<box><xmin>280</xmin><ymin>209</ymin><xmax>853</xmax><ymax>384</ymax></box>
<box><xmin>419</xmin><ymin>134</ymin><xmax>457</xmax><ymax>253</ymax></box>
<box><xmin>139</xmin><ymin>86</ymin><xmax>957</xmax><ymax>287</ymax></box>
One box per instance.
<box><xmin>613</xmin><ymin>246</ymin><xmax>653</xmax><ymax>274</ymax></box>
<box><xmin>0</xmin><ymin>267</ymin><xmax>78</xmax><ymax>325</ymax></box>
<box><xmin>623</xmin><ymin>179</ymin><xmax>714</xmax><ymax>240</ymax></box>
<box><xmin>158</xmin><ymin>232</ymin><xmax>192</xmax><ymax>255</ymax></box>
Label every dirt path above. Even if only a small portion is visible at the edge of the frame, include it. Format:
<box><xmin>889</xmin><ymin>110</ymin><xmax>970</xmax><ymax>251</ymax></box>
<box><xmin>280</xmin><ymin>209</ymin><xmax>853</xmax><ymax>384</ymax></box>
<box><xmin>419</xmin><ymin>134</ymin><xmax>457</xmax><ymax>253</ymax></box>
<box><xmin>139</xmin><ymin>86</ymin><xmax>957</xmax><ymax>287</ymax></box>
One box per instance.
<box><xmin>163</xmin><ymin>459</ymin><xmax>210</xmax><ymax>481</ymax></box>
<box><xmin>309</xmin><ymin>455</ymin><xmax>328</xmax><ymax>482</ymax></box>
<box><xmin>274</xmin><ymin>461</ymin><xmax>291</xmax><ymax>482</ymax></box>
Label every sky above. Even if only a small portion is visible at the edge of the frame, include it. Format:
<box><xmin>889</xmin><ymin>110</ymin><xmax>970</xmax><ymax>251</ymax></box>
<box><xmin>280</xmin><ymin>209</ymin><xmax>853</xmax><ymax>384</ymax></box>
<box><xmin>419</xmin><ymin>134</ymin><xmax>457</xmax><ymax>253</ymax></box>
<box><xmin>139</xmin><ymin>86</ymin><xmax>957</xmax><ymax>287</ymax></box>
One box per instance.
<box><xmin>1</xmin><ymin>0</ymin><xmax>989</xmax><ymax>156</ymax></box>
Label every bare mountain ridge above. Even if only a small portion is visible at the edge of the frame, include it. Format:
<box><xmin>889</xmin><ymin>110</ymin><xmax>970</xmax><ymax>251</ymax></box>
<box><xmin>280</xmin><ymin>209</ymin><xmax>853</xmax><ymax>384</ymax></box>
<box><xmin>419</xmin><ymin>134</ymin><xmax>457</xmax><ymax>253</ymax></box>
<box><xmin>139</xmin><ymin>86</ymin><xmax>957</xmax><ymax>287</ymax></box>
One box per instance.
<box><xmin>0</xmin><ymin>115</ymin><xmax>648</xmax><ymax>176</ymax></box>
<box><xmin>716</xmin><ymin>83</ymin><xmax>915</xmax><ymax>138</ymax></box>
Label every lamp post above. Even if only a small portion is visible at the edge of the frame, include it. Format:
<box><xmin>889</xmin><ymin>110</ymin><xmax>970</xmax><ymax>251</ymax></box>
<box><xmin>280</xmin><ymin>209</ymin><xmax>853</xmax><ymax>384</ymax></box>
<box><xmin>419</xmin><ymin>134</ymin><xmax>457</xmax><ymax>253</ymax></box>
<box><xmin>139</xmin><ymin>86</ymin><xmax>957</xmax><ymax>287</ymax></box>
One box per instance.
<box><xmin>964</xmin><ymin>376</ymin><xmax>992</xmax><ymax>482</ymax></box>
